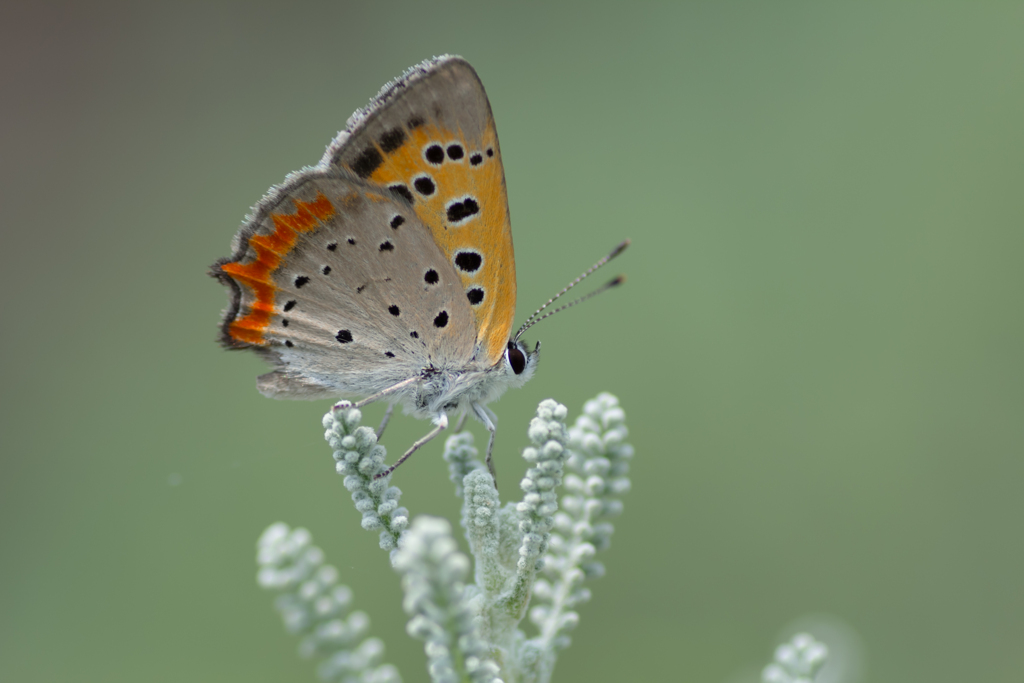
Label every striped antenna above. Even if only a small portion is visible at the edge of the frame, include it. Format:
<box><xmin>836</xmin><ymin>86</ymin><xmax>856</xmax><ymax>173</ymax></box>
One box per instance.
<box><xmin>514</xmin><ymin>239</ymin><xmax>629</xmax><ymax>341</ymax></box>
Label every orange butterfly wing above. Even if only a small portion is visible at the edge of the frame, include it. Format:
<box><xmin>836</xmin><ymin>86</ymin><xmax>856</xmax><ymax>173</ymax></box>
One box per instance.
<box><xmin>322</xmin><ymin>56</ymin><xmax>516</xmax><ymax>366</ymax></box>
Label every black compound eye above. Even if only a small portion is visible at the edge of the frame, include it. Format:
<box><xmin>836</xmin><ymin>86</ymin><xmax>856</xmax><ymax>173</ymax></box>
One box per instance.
<box><xmin>506</xmin><ymin>343</ymin><xmax>526</xmax><ymax>375</ymax></box>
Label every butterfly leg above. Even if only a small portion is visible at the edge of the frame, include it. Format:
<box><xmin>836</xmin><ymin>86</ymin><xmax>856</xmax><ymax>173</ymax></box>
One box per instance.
<box><xmin>454</xmin><ymin>412</ymin><xmax>469</xmax><ymax>432</ymax></box>
<box><xmin>336</xmin><ymin>376</ymin><xmax>419</xmax><ymax>412</ymax></box>
<box><xmin>472</xmin><ymin>403</ymin><xmax>499</xmax><ymax>484</ymax></box>
<box><xmin>376</xmin><ymin>403</ymin><xmax>395</xmax><ymax>440</ymax></box>
<box><xmin>374</xmin><ymin>413</ymin><xmax>448</xmax><ymax>480</ymax></box>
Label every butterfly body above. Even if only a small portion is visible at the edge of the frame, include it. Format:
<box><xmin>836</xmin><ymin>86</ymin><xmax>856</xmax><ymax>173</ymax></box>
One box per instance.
<box><xmin>213</xmin><ymin>56</ymin><xmax>543</xmax><ymax>473</ymax></box>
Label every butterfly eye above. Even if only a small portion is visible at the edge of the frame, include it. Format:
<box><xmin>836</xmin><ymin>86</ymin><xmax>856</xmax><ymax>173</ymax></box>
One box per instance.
<box><xmin>506</xmin><ymin>342</ymin><xmax>526</xmax><ymax>375</ymax></box>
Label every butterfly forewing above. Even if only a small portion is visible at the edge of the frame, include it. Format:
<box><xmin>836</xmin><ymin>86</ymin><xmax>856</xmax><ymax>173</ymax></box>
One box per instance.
<box><xmin>215</xmin><ymin>171</ymin><xmax>475</xmax><ymax>399</ymax></box>
<box><xmin>323</xmin><ymin>56</ymin><xmax>516</xmax><ymax>366</ymax></box>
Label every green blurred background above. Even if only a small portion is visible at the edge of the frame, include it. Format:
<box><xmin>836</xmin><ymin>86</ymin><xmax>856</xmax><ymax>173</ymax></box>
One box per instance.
<box><xmin>2</xmin><ymin>2</ymin><xmax>1022</xmax><ymax>681</ymax></box>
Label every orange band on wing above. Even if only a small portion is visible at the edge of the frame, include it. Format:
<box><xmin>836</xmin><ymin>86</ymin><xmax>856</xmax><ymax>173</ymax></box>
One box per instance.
<box><xmin>220</xmin><ymin>194</ymin><xmax>335</xmax><ymax>344</ymax></box>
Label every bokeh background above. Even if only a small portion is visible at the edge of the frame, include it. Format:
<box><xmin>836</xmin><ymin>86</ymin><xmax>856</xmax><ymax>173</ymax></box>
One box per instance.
<box><xmin>3</xmin><ymin>3</ymin><xmax>1022</xmax><ymax>682</ymax></box>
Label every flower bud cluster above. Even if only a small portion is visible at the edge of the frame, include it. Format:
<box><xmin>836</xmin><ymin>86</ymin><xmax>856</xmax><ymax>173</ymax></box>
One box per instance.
<box><xmin>443</xmin><ymin>430</ymin><xmax>485</xmax><ymax>497</ymax></box>
<box><xmin>529</xmin><ymin>393</ymin><xmax>632</xmax><ymax>654</ymax></box>
<box><xmin>762</xmin><ymin>632</ymin><xmax>828</xmax><ymax>683</ymax></box>
<box><xmin>515</xmin><ymin>399</ymin><xmax>570</xmax><ymax>583</ymax></box>
<box><xmin>256</xmin><ymin>523</ymin><xmax>401</xmax><ymax>683</ymax></box>
<box><xmin>394</xmin><ymin>517</ymin><xmax>502</xmax><ymax>683</ymax></box>
<box><xmin>263</xmin><ymin>395</ymin><xmax>633</xmax><ymax>683</ymax></box>
<box><xmin>324</xmin><ymin>404</ymin><xmax>409</xmax><ymax>551</ymax></box>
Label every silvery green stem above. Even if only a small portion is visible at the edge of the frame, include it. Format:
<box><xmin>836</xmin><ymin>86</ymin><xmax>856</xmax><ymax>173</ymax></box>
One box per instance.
<box><xmin>256</xmin><ymin>523</ymin><xmax>401</xmax><ymax>683</ymax></box>
<box><xmin>324</xmin><ymin>404</ymin><xmax>409</xmax><ymax>552</ymax></box>
<box><xmin>393</xmin><ymin>516</ymin><xmax>502</xmax><ymax>683</ymax></box>
<box><xmin>522</xmin><ymin>393</ymin><xmax>632</xmax><ymax>682</ymax></box>
<box><xmin>762</xmin><ymin>633</ymin><xmax>829</xmax><ymax>683</ymax></box>
<box><xmin>447</xmin><ymin>400</ymin><xmax>571</xmax><ymax>680</ymax></box>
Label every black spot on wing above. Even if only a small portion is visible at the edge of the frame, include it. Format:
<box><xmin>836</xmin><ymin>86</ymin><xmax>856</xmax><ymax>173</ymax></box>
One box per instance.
<box><xmin>352</xmin><ymin>147</ymin><xmax>383</xmax><ymax>178</ymax></box>
<box><xmin>433</xmin><ymin>311</ymin><xmax>449</xmax><ymax>328</ymax></box>
<box><xmin>424</xmin><ymin>269</ymin><xmax>439</xmax><ymax>284</ymax></box>
<box><xmin>390</xmin><ymin>215</ymin><xmax>405</xmax><ymax>229</ymax></box>
<box><xmin>379</xmin><ymin>128</ymin><xmax>406</xmax><ymax>153</ymax></box>
<box><xmin>294</xmin><ymin>276</ymin><xmax>310</xmax><ymax>288</ymax></box>
<box><xmin>447</xmin><ymin>197</ymin><xmax>480</xmax><ymax>224</ymax></box>
<box><xmin>467</xmin><ymin>287</ymin><xmax>484</xmax><ymax>305</ymax></box>
<box><xmin>379</xmin><ymin>240</ymin><xmax>394</xmax><ymax>252</ymax></box>
<box><xmin>413</xmin><ymin>176</ymin><xmax>436</xmax><ymax>196</ymax></box>
<box><xmin>425</xmin><ymin>144</ymin><xmax>445</xmax><ymax>165</ymax></box>
<box><xmin>336</xmin><ymin>329</ymin><xmax>353</xmax><ymax>344</ymax></box>
<box><xmin>281</xmin><ymin>318</ymin><xmax>289</xmax><ymax>327</ymax></box>
<box><xmin>447</xmin><ymin>144</ymin><xmax>464</xmax><ymax>160</ymax></box>
<box><xmin>327</xmin><ymin>242</ymin><xmax>337</xmax><ymax>251</ymax></box>
<box><xmin>322</xmin><ymin>265</ymin><xmax>331</xmax><ymax>275</ymax></box>
<box><xmin>347</xmin><ymin>237</ymin><xmax>356</xmax><ymax>245</ymax></box>
<box><xmin>285</xmin><ymin>340</ymin><xmax>294</xmax><ymax>348</ymax></box>
<box><xmin>385</xmin><ymin>351</ymin><xmax>395</xmax><ymax>358</ymax></box>
<box><xmin>470</xmin><ymin>153</ymin><xmax>483</xmax><ymax>166</ymax></box>
<box><xmin>454</xmin><ymin>251</ymin><xmax>482</xmax><ymax>273</ymax></box>
<box><xmin>389</xmin><ymin>184</ymin><xmax>415</xmax><ymax>204</ymax></box>
<box><xmin>388</xmin><ymin>305</ymin><xmax>400</xmax><ymax>316</ymax></box>
<box><xmin>283</xmin><ymin>300</ymin><xmax>296</xmax><ymax>312</ymax></box>
<box><xmin>410</xmin><ymin>331</ymin><xmax>419</xmax><ymax>338</ymax></box>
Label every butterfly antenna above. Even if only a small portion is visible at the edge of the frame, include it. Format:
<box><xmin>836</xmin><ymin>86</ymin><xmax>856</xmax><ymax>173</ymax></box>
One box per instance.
<box><xmin>514</xmin><ymin>239</ymin><xmax>630</xmax><ymax>341</ymax></box>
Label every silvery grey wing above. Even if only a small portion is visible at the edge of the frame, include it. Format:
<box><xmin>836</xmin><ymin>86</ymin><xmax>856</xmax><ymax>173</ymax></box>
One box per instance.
<box><xmin>211</xmin><ymin>169</ymin><xmax>475</xmax><ymax>399</ymax></box>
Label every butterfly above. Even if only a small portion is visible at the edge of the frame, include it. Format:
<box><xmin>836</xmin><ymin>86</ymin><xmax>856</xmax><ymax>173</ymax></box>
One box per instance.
<box><xmin>211</xmin><ymin>55</ymin><xmax>627</xmax><ymax>479</ymax></box>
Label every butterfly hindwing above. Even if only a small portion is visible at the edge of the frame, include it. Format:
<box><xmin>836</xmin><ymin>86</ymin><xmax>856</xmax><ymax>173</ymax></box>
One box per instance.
<box><xmin>323</xmin><ymin>56</ymin><xmax>516</xmax><ymax>367</ymax></box>
<box><xmin>213</xmin><ymin>170</ymin><xmax>475</xmax><ymax>399</ymax></box>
